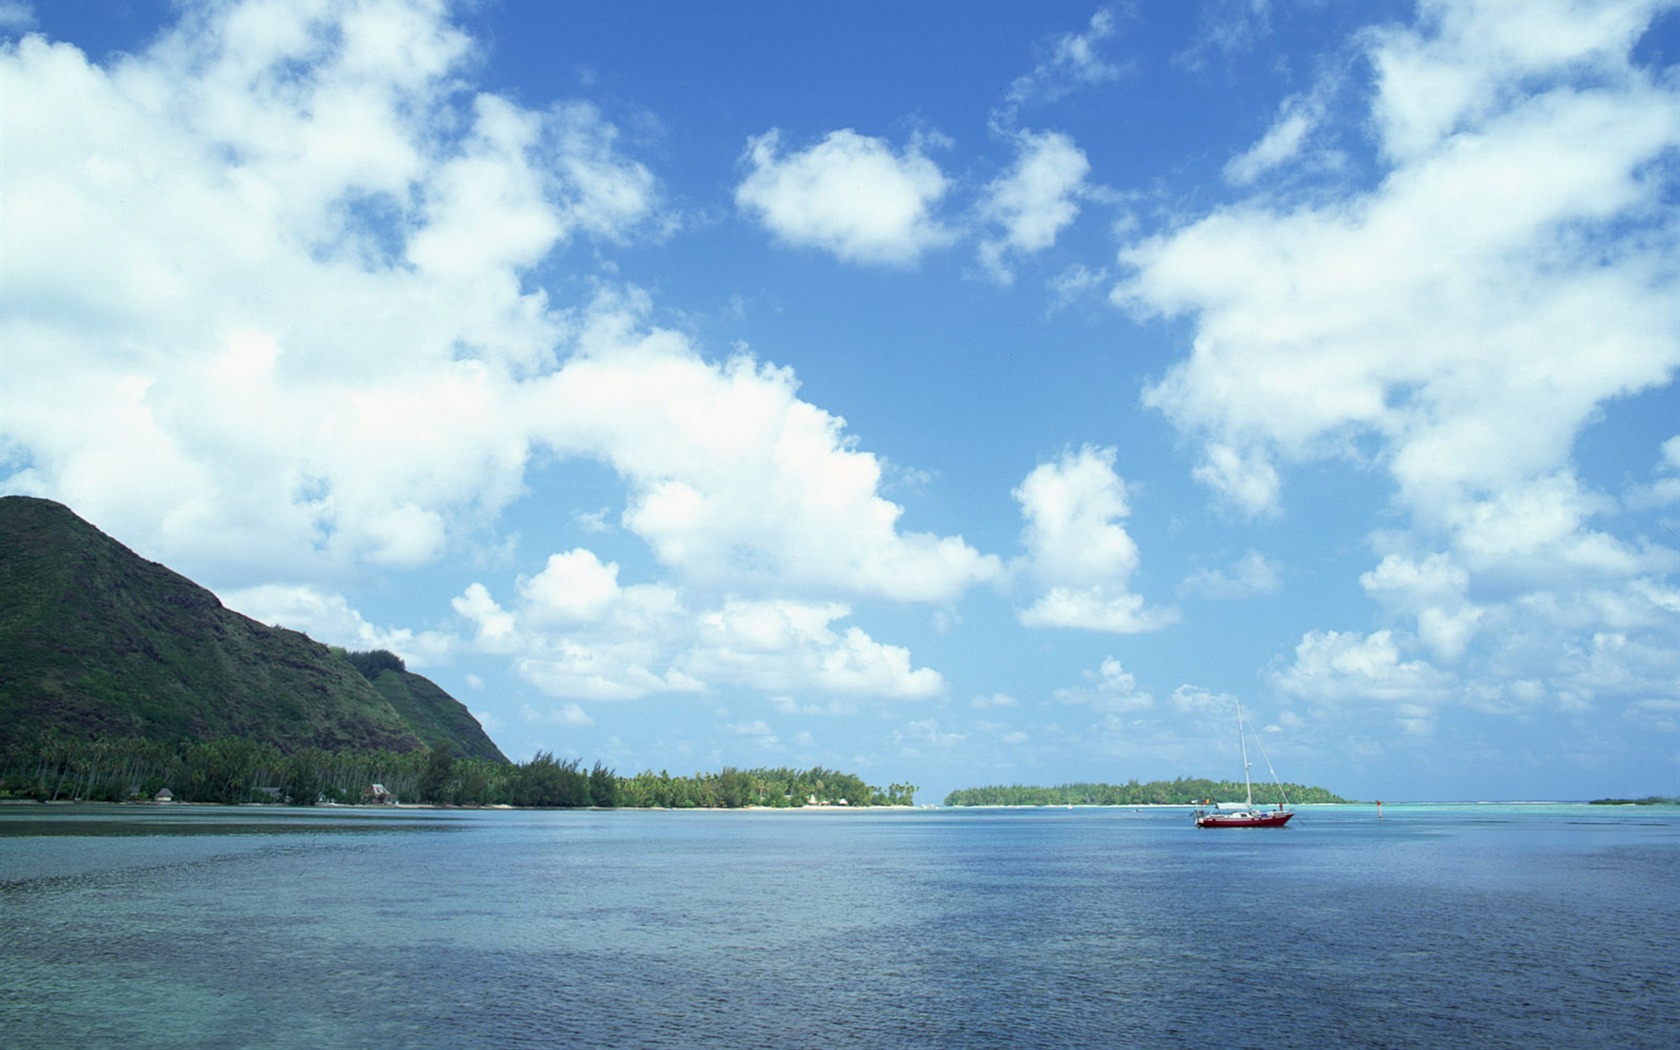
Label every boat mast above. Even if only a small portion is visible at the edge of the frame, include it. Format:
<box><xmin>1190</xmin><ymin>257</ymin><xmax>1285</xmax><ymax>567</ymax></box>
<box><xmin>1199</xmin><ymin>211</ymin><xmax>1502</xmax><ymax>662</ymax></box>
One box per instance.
<box><xmin>1236</xmin><ymin>698</ymin><xmax>1253</xmax><ymax>807</ymax></box>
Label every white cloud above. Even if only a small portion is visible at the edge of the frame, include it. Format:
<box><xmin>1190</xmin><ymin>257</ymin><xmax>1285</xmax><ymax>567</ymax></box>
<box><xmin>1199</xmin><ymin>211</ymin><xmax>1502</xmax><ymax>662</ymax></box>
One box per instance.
<box><xmin>1360</xmin><ymin>551</ymin><xmax>1483</xmax><ymax>660</ymax></box>
<box><xmin>1272</xmin><ymin>630</ymin><xmax>1452</xmax><ymax>729</ymax></box>
<box><xmin>1223</xmin><ymin>88</ymin><xmax>1333</xmax><ymax>186</ymax></box>
<box><xmin>1047</xmin><ymin>263</ymin><xmax>1110</xmax><ymax>311</ymax></box>
<box><xmin>1014</xmin><ymin>446</ymin><xmax>1175</xmax><ymax>632</ymax></box>
<box><xmin>1121</xmin><ymin>0</ymin><xmax>1680</xmax><ymax>526</ymax></box>
<box><xmin>531</xmin><ymin>295</ymin><xmax>1002</xmax><ymax>604</ymax></box>
<box><xmin>1004</xmin><ymin>6</ymin><xmax>1128</xmax><ymax>112</ymax></box>
<box><xmin>734</xmin><ymin>129</ymin><xmax>952</xmax><ymax>266</ymax></box>
<box><xmin>895</xmin><ymin>718</ymin><xmax>966</xmax><ymax>751</ymax></box>
<box><xmin>518</xmin><ymin>549</ymin><xmax>624</xmax><ymax>625</ymax></box>
<box><xmin>0</xmin><ymin>2</ymin><xmax>645</xmax><ymax>577</ymax></box>
<box><xmin>220</xmin><ymin>582</ymin><xmax>455</xmax><ymax>666</ymax></box>
<box><xmin>453</xmin><ymin>562</ymin><xmax>696</xmax><ymax>702</ymax></box>
<box><xmin>1056</xmin><ymin>657</ymin><xmax>1154</xmax><ymax>713</ymax></box>
<box><xmin>1115</xmin><ymin>0</ymin><xmax>1680</xmax><ymax>722</ymax></box>
<box><xmin>453</xmin><ymin>568</ymin><xmax>942</xmax><ymax>703</ymax></box>
<box><xmin>0</xmin><ymin>2</ymin><xmax>33</xmax><ymax>32</ymax></box>
<box><xmin>1180</xmin><ymin>551</ymin><xmax>1283</xmax><ymax>601</ymax></box>
<box><xmin>522</xmin><ymin>703</ymin><xmax>594</xmax><ymax>727</ymax></box>
<box><xmin>1191</xmin><ymin>443</ymin><xmax>1281</xmax><ymax>521</ymax></box>
<box><xmin>1627</xmin><ymin>435</ymin><xmax>1680</xmax><ymax>508</ymax></box>
<box><xmin>1176</xmin><ymin>0</ymin><xmax>1274</xmax><ymax>71</ymax></box>
<box><xmin>725</xmin><ymin>720</ymin><xmax>780</xmax><ymax>749</ymax></box>
<box><xmin>685</xmin><ymin>598</ymin><xmax>944</xmax><ymax>699</ymax></box>
<box><xmin>977</xmin><ymin>129</ymin><xmax>1091</xmax><ymax>283</ymax></box>
<box><xmin>1624</xmin><ymin>698</ymin><xmax>1680</xmax><ymax>733</ymax></box>
<box><xmin>1366</xmin><ymin>0</ymin><xmax>1665</xmax><ymax>162</ymax></box>
<box><xmin>1169</xmin><ymin>684</ymin><xmax>1236</xmax><ymax>716</ymax></box>
<box><xmin>0</xmin><ymin>3</ymin><xmax>999</xmax><ymax>716</ymax></box>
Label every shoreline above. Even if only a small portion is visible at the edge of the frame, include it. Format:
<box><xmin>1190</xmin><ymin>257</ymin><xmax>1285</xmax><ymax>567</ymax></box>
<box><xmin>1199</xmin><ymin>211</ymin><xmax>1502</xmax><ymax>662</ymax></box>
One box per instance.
<box><xmin>8</xmin><ymin>798</ymin><xmax>1668</xmax><ymax>812</ymax></box>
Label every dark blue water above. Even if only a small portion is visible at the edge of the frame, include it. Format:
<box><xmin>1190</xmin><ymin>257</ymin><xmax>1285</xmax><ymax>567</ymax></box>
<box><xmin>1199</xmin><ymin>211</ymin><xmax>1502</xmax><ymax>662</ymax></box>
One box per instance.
<box><xmin>2</xmin><ymin>803</ymin><xmax>1676</xmax><ymax>1049</ymax></box>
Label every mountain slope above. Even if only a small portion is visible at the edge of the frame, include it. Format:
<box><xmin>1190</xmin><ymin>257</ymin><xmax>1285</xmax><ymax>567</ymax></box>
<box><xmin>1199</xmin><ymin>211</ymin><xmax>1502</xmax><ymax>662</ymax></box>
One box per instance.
<box><xmin>348</xmin><ymin>650</ymin><xmax>508</xmax><ymax>762</ymax></box>
<box><xmin>0</xmin><ymin>495</ymin><xmax>504</xmax><ymax>760</ymax></box>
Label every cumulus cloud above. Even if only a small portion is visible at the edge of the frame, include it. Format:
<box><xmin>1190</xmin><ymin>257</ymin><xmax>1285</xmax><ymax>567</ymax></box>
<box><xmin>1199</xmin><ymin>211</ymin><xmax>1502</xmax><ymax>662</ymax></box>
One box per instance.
<box><xmin>977</xmin><ymin>129</ymin><xmax>1091</xmax><ymax>283</ymax></box>
<box><xmin>0</xmin><ymin>2</ymin><xmax>639</xmax><ymax>575</ymax></box>
<box><xmin>1272</xmin><ymin>629</ymin><xmax>1452</xmax><ymax>731</ymax></box>
<box><xmin>1120</xmin><ymin>0</ymin><xmax>1680</xmax><ymax>525</ymax></box>
<box><xmin>221</xmin><ymin>582</ymin><xmax>455</xmax><ymax>667</ymax></box>
<box><xmin>1055</xmin><ymin>657</ymin><xmax>1154</xmax><ymax>712</ymax></box>
<box><xmin>529</xmin><ymin>295</ymin><xmax>1003</xmax><ymax>604</ymax></box>
<box><xmin>1116</xmin><ymin>0</ymin><xmax>1679</xmax><ymax>721</ymax></box>
<box><xmin>1360</xmin><ymin>552</ymin><xmax>1483</xmax><ymax>660</ymax></box>
<box><xmin>1014</xmin><ymin>446</ymin><xmax>1175</xmax><ymax>632</ymax></box>
<box><xmin>0</xmin><ymin>1</ymin><xmax>999</xmax><ymax>713</ymax></box>
<box><xmin>734</xmin><ymin>128</ymin><xmax>952</xmax><ymax>266</ymax></box>
<box><xmin>1365</xmin><ymin>0</ymin><xmax>1666</xmax><ymax>163</ymax></box>
<box><xmin>453</xmin><ymin>560</ymin><xmax>943</xmax><ymax>703</ymax></box>
<box><xmin>685</xmin><ymin>597</ymin><xmax>944</xmax><ymax>698</ymax></box>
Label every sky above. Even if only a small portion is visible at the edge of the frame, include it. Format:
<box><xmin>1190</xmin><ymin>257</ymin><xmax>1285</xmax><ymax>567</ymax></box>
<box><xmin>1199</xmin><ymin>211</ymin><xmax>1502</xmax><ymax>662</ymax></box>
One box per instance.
<box><xmin>3</xmin><ymin>0</ymin><xmax>1678</xmax><ymax>803</ymax></box>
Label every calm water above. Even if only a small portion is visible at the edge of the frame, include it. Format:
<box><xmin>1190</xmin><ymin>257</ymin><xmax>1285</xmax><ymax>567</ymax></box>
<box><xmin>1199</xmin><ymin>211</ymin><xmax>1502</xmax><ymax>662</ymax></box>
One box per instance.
<box><xmin>2</xmin><ymin>803</ymin><xmax>1676</xmax><ymax>1049</ymax></box>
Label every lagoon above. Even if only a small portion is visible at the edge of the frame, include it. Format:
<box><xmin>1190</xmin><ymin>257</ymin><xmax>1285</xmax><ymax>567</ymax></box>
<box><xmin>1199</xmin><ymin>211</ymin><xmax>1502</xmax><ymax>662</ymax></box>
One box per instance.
<box><xmin>2</xmin><ymin>803</ymin><xmax>1676</xmax><ymax>1048</ymax></box>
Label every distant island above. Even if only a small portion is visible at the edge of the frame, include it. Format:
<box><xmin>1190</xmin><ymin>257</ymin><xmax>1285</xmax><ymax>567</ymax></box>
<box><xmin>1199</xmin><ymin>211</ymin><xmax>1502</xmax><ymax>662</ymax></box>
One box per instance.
<box><xmin>944</xmin><ymin>778</ymin><xmax>1349</xmax><ymax>807</ymax></box>
<box><xmin>0</xmin><ymin>495</ymin><xmax>911</xmax><ymax>809</ymax></box>
<box><xmin>1588</xmin><ymin>796</ymin><xmax>1680</xmax><ymax>806</ymax></box>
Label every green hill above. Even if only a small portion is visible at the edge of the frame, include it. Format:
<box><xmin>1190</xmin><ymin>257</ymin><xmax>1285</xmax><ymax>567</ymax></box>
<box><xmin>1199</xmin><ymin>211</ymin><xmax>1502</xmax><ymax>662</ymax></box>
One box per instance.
<box><xmin>344</xmin><ymin>649</ymin><xmax>506</xmax><ymax>762</ymax></box>
<box><xmin>0</xmin><ymin>495</ymin><xmax>505</xmax><ymax>762</ymax></box>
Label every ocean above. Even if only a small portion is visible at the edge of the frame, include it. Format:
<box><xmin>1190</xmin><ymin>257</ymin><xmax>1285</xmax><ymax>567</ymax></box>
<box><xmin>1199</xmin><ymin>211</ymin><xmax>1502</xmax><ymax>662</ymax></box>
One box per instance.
<box><xmin>2</xmin><ymin>803</ymin><xmax>1676</xmax><ymax>1049</ymax></box>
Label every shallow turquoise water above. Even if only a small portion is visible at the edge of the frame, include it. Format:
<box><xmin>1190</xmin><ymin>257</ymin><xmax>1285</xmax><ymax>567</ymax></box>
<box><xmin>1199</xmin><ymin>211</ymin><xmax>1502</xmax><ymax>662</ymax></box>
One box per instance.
<box><xmin>2</xmin><ymin>803</ymin><xmax>1676</xmax><ymax>1048</ymax></box>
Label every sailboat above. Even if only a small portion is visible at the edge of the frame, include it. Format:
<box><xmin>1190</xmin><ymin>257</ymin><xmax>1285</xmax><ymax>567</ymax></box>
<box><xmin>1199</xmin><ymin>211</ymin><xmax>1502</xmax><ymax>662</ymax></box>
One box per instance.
<box><xmin>1193</xmin><ymin>698</ymin><xmax>1293</xmax><ymax>828</ymax></box>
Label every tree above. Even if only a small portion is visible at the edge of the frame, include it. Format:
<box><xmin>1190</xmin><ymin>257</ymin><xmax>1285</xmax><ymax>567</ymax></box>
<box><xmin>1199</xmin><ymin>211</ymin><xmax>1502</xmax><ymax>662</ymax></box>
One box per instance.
<box><xmin>513</xmin><ymin>752</ymin><xmax>591</xmax><ymax>807</ymax></box>
<box><xmin>589</xmin><ymin>761</ymin><xmax>617</xmax><ymax>807</ymax></box>
<box><xmin>283</xmin><ymin>748</ymin><xmax>327</xmax><ymax>805</ymax></box>
<box><xmin>418</xmin><ymin>743</ymin><xmax>455</xmax><ymax>804</ymax></box>
<box><xmin>343</xmin><ymin>648</ymin><xmax>406</xmax><ymax>679</ymax></box>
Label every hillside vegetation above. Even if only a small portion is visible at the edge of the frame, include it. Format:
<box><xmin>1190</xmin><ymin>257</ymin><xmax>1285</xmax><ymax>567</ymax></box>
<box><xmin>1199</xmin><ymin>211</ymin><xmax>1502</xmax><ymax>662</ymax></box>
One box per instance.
<box><xmin>0</xmin><ymin>496</ymin><xmax>502</xmax><ymax>761</ymax></box>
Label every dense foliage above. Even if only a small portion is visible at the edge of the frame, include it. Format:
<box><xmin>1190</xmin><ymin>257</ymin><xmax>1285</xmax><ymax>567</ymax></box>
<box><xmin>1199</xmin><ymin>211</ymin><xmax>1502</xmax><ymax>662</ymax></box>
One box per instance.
<box><xmin>943</xmin><ymin>778</ymin><xmax>1348</xmax><ymax>807</ymax></box>
<box><xmin>0</xmin><ymin>733</ymin><xmax>912</xmax><ymax>808</ymax></box>
<box><xmin>616</xmin><ymin>767</ymin><xmax>916</xmax><ymax>808</ymax></box>
<box><xmin>343</xmin><ymin>648</ymin><xmax>407</xmax><ymax>678</ymax></box>
<box><xmin>0</xmin><ymin>497</ymin><xmax>503</xmax><ymax>761</ymax></box>
<box><xmin>342</xmin><ymin>648</ymin><xmax>507</xmax><ymax>762</ymax></box>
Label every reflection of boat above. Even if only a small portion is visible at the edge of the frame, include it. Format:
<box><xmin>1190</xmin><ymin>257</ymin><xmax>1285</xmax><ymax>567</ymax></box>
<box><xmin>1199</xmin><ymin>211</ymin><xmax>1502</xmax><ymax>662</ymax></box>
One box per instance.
<box><xmin>1194</xmin><ymin>698</ymin><xmax>1293</xmax><ymax>829</ymax></box>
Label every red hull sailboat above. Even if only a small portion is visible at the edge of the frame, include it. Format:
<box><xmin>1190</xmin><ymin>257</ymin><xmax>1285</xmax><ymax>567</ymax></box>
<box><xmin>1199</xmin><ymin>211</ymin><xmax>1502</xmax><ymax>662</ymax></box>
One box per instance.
<box><xmin>1194</xmin><ymin>698</ymin><xmax>1294</xmax><ymax>829</ymax></box>
<box><xmin>1195</xmin><ymin>804</ymin><xmax>1293</xmax><ymax>828</ymax></box>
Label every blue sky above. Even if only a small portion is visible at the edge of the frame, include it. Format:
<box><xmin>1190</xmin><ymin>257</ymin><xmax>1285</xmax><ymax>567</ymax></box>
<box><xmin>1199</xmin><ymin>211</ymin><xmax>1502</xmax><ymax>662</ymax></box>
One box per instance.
<box><xmin>3</xmin><ymin>0</ymin><xmax>1678</xmax><ymax>802</ymax></box>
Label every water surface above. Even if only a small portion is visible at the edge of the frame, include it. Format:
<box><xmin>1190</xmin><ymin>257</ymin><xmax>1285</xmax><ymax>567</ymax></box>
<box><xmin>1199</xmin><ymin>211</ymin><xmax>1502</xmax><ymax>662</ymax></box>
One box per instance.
<box><xmin>2</xmin><ymin>803</ymin><xmax>1675</xmax><ymax>1048</ymax></box>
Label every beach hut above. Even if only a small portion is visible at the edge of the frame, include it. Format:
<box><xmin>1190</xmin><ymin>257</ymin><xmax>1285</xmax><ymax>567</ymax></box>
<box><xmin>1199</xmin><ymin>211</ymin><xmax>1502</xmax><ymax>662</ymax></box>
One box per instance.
<box><xmin>154</xmin><ymin>788</ymin><xmax>174</xmax><ymax>803</ymax></box>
